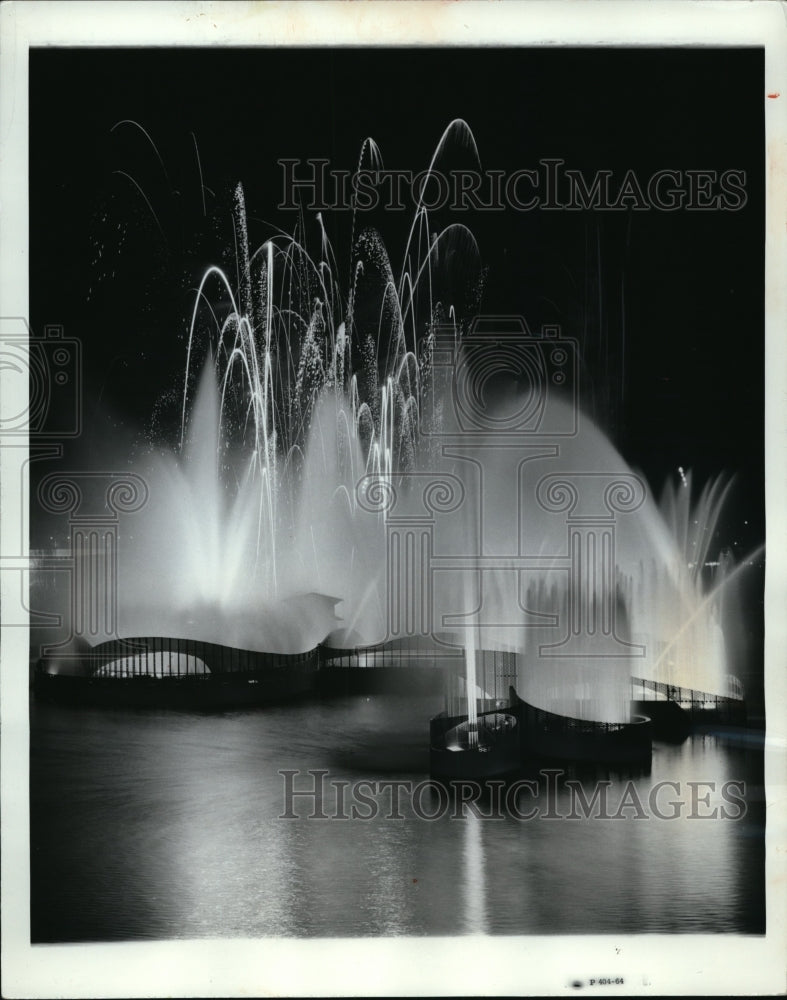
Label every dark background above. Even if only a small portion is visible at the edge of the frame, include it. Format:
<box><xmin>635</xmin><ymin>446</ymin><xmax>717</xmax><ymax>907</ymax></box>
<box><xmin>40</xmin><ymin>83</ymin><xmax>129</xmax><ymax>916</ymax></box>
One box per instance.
<box><xmin>27</xmin><ymin>49</ymin><xmax>768</xmax><ymax>944</ymax></box>
<box><xmin>29</xmin><ymin>46</ymin><xmax>765</xmax><ymax>554</ymax></box>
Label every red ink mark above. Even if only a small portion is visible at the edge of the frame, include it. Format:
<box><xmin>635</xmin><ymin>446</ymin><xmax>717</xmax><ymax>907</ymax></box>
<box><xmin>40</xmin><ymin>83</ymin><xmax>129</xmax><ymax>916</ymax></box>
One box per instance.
<box><xmin>768</xmin><ymin>92</ymin><xmax>780</xmax><ymax>99</ymax></box>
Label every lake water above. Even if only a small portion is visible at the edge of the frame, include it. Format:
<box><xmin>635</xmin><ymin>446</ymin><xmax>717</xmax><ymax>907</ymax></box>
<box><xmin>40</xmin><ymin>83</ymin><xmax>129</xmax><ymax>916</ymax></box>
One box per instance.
<box><xmin>30</xmin><ymin>694</ymin><xmax>765</xmax><ymax>942</ymax></box>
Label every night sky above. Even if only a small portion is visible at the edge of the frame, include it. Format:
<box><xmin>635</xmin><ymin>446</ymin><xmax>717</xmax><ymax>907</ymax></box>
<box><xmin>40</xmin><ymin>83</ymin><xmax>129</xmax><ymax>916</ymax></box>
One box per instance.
<box><xmin>29</xmin><ymin>47</ymin><xmax>764</xmax><ymax>554</ymax></box>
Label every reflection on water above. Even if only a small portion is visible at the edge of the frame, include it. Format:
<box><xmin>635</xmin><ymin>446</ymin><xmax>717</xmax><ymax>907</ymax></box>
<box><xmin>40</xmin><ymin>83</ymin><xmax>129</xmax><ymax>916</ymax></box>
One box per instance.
<box><xmin>30</xmin><ymin>695</ymin><xmax>765</xmax><ymax>942</ymax></box>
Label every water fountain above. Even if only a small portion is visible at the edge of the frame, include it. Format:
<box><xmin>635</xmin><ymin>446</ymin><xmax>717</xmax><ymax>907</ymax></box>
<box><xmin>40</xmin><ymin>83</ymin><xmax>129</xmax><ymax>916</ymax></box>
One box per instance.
<box><xmin>33</xmin><ymin>121</ymin><xmax>753</xmax><ymax>766</ymax></box>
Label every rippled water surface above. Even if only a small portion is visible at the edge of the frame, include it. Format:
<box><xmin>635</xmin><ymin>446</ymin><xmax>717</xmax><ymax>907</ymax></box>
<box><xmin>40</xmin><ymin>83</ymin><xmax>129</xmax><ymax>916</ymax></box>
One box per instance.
<box><xmin>30</xmin><ymin>695</ymin><xmax>765</xmax><ymax>941</ymax></box>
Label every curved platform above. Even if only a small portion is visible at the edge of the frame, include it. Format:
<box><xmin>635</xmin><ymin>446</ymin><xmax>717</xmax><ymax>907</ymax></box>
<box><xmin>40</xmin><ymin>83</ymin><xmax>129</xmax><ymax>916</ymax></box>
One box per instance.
<box><xmin>512</xmin><ymin>689</ymin><xmax>653</xmax><ymax>765</ymax></box>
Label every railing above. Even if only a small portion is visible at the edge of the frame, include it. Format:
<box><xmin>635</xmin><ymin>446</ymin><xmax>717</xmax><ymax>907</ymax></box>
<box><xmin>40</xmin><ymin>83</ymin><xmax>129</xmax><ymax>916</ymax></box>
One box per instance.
<box><xmin>37</xmin><ymin>636</ymin><xmax>746</xmax><ymax>720</ymax></box>
<box><xmin>519</xmin><ymin>697</ymin><xmax>650</xmax><ymax>736</ymax></box>
<box><xmin>632</xmin><ymin>676</ymin><xmax>744</xmax><ymax>708</ymax></box>
<box><xmin>319</xmin><ymin>637</ymin><xmax>464</xmax><ymax>670</ymax></box>
<box><xmin>42</xmin><ymin>636</ymin><xmax>320</xmax><ymax>680</ymax></box>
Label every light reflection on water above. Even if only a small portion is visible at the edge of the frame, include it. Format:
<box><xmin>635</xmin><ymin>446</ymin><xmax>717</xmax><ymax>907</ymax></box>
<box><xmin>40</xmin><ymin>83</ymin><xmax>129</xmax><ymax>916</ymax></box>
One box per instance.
<box><xmin>30</xmin><ymin>695</ymin><xmax>765</xmax><ymax>942</ymax></box>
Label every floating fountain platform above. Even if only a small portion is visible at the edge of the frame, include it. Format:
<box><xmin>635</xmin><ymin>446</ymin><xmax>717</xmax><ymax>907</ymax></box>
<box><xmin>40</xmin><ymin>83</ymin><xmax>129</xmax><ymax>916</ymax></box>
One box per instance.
<box><xmin>428</xmin><ymin>674</ymin><xmax>748</xmax><ymax>773</ymax></box>
<box><xmin>429</xmin><ymin>709</ymin><xmax>520</xmax><ymax>781</ymax></box>
<box><xmin>429</xmin><ymin>687</ymin><xmax>654</xmax><ymax>779</ymax></box>
<box><xmin>511</xmin><ymin>689</ymin><xmax>653</xmax><ymax>765</ymax></box>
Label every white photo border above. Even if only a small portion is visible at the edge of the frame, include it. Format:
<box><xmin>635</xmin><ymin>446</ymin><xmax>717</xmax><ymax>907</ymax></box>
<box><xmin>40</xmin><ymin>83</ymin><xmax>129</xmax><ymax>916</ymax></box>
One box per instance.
<box><xmin>1</xmin><ymin>2</ymin><xmax>785</xmax><ymax>996</ymax></box>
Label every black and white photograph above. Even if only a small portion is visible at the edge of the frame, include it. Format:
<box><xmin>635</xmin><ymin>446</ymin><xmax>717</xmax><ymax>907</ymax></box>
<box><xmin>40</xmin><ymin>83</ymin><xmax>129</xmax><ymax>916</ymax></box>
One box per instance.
<box><xmin>1</xmin><ymin>3</ymin><xmax>786</xmax><ymax>996</ymax></box>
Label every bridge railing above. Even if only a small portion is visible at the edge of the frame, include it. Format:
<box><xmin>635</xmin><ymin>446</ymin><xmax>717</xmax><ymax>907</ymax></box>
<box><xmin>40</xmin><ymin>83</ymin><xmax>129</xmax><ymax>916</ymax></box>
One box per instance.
<box><xmin>41</xmin><ymin>636</ymin><xmax>319</xmax><ymax>679</ymax></box>
<box><xmin>318</xmin><ymin>638</ymin><xmax>464</xmax><ymax>670</ymax></box>
<box><xmin>632</xmin><ymin>676</ymin><xmax>743</xmax><ymax>707</ymax></box>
